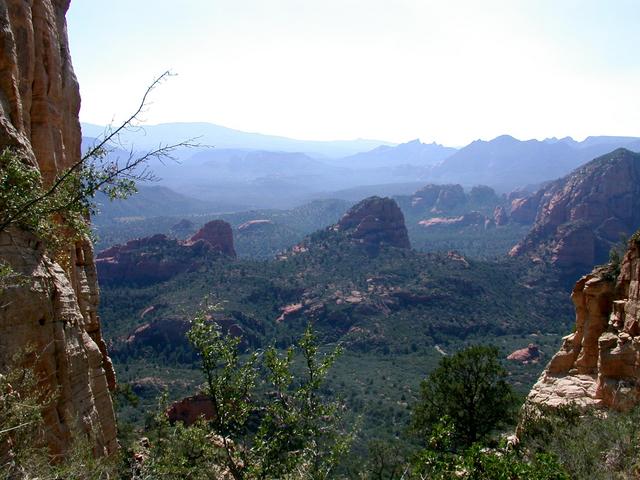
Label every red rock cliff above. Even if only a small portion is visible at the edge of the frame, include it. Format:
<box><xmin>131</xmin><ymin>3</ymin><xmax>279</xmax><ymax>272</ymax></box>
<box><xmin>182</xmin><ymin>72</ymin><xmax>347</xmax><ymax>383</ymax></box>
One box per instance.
<box><xmin>0</xmin><ymin>0</ymin><xmax>117</xmax><ymax>456</ymax></box>
<box><xmin>527</xmin><ymin>235</ymin><xmax>640</xmax><ymax>410</ymax></box>
<box><xmin>510</xmin><ymin>149</ymin><xmax>640</xmax><ymax>273</ymax></box>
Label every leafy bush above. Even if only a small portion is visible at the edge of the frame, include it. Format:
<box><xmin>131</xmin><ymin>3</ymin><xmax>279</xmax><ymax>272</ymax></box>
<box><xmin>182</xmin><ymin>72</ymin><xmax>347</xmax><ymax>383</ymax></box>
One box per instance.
<box><xmin>136</xmin><ymin>309</ymin><xmax>353</xmax><ymax>479</ymax></box>
<box><xmin>411</xmin><ymin>345</ymin><xmax>518</xmax><ymax>449</ymax></box>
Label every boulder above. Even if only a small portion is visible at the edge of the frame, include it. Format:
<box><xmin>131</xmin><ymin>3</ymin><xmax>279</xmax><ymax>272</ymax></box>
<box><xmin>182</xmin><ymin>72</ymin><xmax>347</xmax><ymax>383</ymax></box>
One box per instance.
<box><xmin>507</xmin><ymin>344</ymin><xmax>541</xmax><ymax>363</ymax></box>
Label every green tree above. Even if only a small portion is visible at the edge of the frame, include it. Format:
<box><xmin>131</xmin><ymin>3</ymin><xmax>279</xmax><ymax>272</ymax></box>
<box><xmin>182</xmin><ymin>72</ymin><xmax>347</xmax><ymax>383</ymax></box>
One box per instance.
<box><xmin>163</xmin><ymin>305</ymin><xmax>353</xmax><ymax>480</ymax></box>
<box><xmin>411</xmin><ymin>345</ymin><xmax>518</xmax><ymax>449</ymax></box>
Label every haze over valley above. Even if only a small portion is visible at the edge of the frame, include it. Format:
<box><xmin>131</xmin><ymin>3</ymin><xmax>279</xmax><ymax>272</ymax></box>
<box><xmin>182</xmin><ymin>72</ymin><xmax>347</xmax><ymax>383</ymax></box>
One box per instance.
<box><xmin>2</xmin><ymin>1</ymin><xmax>640</xmax><ymax>478</ymax></box>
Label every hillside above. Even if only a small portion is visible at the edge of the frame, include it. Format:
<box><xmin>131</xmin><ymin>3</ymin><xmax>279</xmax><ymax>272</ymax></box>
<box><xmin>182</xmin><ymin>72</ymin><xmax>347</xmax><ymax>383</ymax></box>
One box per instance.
<box><xmin>97</xmin><ymin>197</ymin><xmax>571</xmax><ymax>444</ymax></box>
<box><xmin>510</xmin><ymin>148</ymin><xmax>640</xmax><ymax>276</ymax></box>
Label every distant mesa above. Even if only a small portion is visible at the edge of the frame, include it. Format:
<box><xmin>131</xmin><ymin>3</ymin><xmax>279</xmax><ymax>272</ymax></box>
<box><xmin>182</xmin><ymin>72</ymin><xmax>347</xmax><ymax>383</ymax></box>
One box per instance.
<box><xmin>336</xmin><ymin>196</ymin><xmax>411</xmax><ymax>249</ymax></box>
<box><xmin>170</xmin><ymin>219</ymin><xmax>196</xmax><ymax>237</ymax></box>
<box><xmin>509</xmin><ymin>195</ymin><xmax>540</xmax><ymax>224</ymax></box>
<box><xmin>96</xmin><ymin>220</ymin><xmax>236</xmax><ymax>284</ymax></box>
<box><xmin>510</xmin><ymin>148</ymin><xmax>640</xmax><ymax>274</ymax></box>
<box><xmin>428</xmin><ymin>134</ymin><xmax>640</xmax><ymax>192</ymax></box>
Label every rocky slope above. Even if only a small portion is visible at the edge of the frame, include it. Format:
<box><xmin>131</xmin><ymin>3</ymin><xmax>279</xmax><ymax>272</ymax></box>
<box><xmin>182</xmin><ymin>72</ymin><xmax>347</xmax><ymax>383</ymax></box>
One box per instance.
<box><xmin>527</xmin><ymin>234</ymin><xmax>640</xmax><ymax>410</ymax></box>
<box><xmin>510</xmin><ymin>149</ymin><xmax>640</xmax><ymax>274</ymax></box>
<box><xmin>335</xmin><ymin>196</ymin><xmax>411</xmax><ymax>249</ymax></box>
<box><xmin>96</xmin><ymin>220</ymin><xmax>236</xmax><ymax>284</ymax></box>
<box><xmin>0</xmin><ymin>1</ymin><xmax>116</xmax><ymax>455</ymax></box>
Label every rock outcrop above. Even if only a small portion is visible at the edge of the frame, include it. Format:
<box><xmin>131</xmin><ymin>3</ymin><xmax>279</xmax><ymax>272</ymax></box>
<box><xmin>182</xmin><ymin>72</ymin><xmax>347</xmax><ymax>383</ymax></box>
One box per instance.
<box><xmin>527</xmin><ymin>235</ymin><xmax>640</xmax><ymax>410</ymax></box>
<box><xmin>493</xmin><ymin>206</ymin><xmax>509</xmax><ymax>226</ymax></box>
<box><xmin>507</xmin><ymin>344</ymin><xmax>540</xmax><ymax>364</ymax></box>
<box><xmin>97</xmin><ymin>221</ymin><xmax>236</xmax><ymax>284</ymax></box>
<box><xmin>0</xmin><ymin>1</ymin><xmax>116</xmax><ymax>456</ymax></box>
<box><xmin>336</xmin><ymin>197</ymin><xmax>411</xmax><ymax>249</ymax></box>
<box><xmin>166</xmin><ymin>394</ymin><xmax>216</xmax><ymax>426</ymax></box>
<box><xmin>509</xmin><ymin>193</ymin><xmax>542</xmax><ymax>224</ymax></box>
<box><xmin>510</xmin><ymin>149</ymin><xmax>640</xmax><ymax>273</ymax></box>
<box><xmin>187</xmin><ymin>220</ymin><xmax>236</xmax><ymax>257</ymax></box>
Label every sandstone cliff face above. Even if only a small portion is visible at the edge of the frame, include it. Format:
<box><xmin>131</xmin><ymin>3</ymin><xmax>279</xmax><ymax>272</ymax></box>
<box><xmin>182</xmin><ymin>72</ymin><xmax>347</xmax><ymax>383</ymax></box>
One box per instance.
<box><xmin>0</xmin><ymin>0</ymin><xmax>117</xmax><ymax>455</ymax></box>
<box><xmin>510</xmin><ymin>149</ymin><xmax>640</xmax><ymax>273</ymax></box>
<box><xmin>527</xmin><ymin>237</ymin><xmax>640</xmax><ymax>410</ymax></box>
<box><xmin>96</xmin><ymin>220</ymin><xmax>236</xmax><ymax>285</ymax></box>
<box><xmin>336</xmin><ymin>196</ymin><xmax>411</xmax><ymax>249</ymax></box>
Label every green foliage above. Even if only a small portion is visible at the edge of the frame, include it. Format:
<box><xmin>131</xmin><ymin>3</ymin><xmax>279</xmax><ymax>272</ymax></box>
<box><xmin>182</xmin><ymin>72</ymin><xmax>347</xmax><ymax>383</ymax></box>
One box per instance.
<box><xmin>0</xmin><ymin>351</ymin><xmax>48</xmax><ymax>476</ymax></box>
<box><xmin>100</xmin><ymin>228</ymin><xmax>570</xmax><ymax>459</ymax></box>
<box><xmin>359</xmin><ymin>440</ymin><xmax>409</xmax><ymax>480</ymax></box>
<box><xmin>409</xmin><ymin>415</ymin><xmax>568</xmax><ymax>479</ymax></box>
<box><xmin>135</xmin><ymin>393</ymin><xmax>228</xmax><ymax>479</ymax></box>
<box><xmin>519</xmin><ymin>403</ymin><xmax>640</xmax><ymax>479</ymax></box>
<box><xmin>167</xmin><ymin>310</ymin><xmax>352</xmax><ymax>479</ymax></box>
<box><xmin>411</xmin><ymin>345</ymin><xmax>518</xmax><ymax>449</ymax></box>
<box><xmin>0</xmin><ymin>149</ymin><xmax>88</xmax><ymax>254</ymax></box>
<box><xmin>0</xmin><ymin>147</ymin><xmax>140</xmax><ymax>262</ymax></box>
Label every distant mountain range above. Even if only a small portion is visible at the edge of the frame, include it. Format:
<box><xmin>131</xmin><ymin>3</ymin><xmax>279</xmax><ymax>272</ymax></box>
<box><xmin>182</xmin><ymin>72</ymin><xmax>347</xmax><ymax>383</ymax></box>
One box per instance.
<box><xmin>81</xmin><ymin>122</ymin><xmax>394</xmax><ymax>159</ymax></box>
<box><xmin>429</xmin><ymin>135</ymin><xmax>640</xmax><ymax>191</ymax></box>
<box><xmin>84</xmin><ymin>121</ymin><xmax>640</xmax><ymax>212</ymax></box>
<box><xmin>329</xmin><ymin>139</ymin><xmax>456</xmax><ymax>169</ymax></box>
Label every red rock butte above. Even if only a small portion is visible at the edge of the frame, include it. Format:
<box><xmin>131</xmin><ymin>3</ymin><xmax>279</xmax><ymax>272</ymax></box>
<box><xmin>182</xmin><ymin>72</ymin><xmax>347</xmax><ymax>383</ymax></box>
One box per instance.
<box><xmin>336</xmin><ymin>196</ymin><xmax>411</xmax><ymax>249</ymax></box>
<box><xmin>188</xmin><ymin>220</ymin><xmax>237</xmax><ymax>257</ymax></box>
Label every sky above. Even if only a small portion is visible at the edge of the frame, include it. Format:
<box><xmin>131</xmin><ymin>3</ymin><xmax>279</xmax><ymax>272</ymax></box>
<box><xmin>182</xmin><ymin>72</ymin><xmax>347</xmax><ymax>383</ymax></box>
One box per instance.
<box><xmin>67</xmin><ymin>0</ymin><xmax>640</xmax><ymax>146</ymax></box>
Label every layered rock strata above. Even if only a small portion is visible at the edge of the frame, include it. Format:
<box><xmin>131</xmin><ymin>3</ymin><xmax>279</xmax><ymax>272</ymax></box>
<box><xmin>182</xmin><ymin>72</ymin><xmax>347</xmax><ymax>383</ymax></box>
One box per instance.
<box><xmin>0</xmin><ymin>0</ymin><xmax>117</xmax><ymax>455</ymax></box>
<box><xmin>528</xmin><ymin>237</ymin><xmax>640</xmax><ymax>410</ymax></box>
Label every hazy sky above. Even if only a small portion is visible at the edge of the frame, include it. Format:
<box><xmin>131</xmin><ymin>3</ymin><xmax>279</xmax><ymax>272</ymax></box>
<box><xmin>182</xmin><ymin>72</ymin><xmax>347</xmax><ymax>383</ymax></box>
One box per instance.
<box><xmin>68</xmin><ymin>0</ymin><xmax>640</xmax><ymax>146</ymax></box>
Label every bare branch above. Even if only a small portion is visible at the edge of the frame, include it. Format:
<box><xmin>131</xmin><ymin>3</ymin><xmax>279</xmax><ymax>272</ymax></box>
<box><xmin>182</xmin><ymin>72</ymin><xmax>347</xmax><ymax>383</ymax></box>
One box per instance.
<box><xmin>0</xmin><ymin>71</ymin><xmax>201</xmax><ymax>234</ymax></box>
